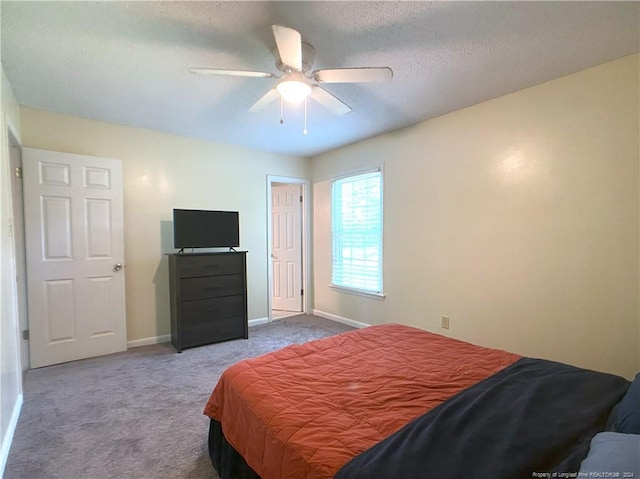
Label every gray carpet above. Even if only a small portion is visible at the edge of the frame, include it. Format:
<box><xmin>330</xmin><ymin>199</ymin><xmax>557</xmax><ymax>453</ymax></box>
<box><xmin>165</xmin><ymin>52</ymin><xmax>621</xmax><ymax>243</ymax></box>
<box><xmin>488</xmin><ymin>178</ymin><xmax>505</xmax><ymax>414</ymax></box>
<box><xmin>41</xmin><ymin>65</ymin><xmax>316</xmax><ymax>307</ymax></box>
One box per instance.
<box><xmin>5</xmin><ymin>315</ymin><xmax>353</xmax><ymax>479</ymax></box>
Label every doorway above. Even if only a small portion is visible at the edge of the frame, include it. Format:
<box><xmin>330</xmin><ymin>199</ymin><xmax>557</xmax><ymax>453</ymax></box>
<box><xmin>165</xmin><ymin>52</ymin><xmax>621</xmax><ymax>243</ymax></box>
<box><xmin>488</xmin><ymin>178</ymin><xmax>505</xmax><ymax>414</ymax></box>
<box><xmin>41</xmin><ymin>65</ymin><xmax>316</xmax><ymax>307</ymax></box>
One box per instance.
<box><xmin>267</xmin><ymin>176</ymin><xmax>310</xmax><ymax>321</ymax></box>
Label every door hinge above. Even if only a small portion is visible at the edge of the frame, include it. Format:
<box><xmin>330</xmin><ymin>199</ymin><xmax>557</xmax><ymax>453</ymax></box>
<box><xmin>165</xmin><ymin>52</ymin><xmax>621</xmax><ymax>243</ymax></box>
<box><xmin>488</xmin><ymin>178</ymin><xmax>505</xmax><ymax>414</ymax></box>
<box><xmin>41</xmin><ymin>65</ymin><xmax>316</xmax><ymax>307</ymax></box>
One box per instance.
<box><xmin>299</xmin><ymin>195</ymin><xmax>303</xmax><ymax>203</ymax></box>
<box><xmin>15</xmin><ymin>167</ymin><xmax>22</xmax><ymax>179</ymax></box>
<box><xmin>301</xmin><ymin>289</ymin><xmax>304</xmax><ymax>296</ymax></box>
<box><xmin>22</xmin><ymin>330</ymin><xmax>29</xmax><ymax>340</ymax></box>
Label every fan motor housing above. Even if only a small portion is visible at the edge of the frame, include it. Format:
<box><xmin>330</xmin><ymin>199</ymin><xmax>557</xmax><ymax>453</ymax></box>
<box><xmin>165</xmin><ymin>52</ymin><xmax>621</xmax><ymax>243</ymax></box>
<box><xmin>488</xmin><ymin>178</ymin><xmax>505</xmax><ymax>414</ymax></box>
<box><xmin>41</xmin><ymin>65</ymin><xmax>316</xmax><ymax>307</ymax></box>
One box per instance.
<box><xmin>273</xmin><ymin>42</ymin><xmax>316</xmax><ymax>74</ymax></box>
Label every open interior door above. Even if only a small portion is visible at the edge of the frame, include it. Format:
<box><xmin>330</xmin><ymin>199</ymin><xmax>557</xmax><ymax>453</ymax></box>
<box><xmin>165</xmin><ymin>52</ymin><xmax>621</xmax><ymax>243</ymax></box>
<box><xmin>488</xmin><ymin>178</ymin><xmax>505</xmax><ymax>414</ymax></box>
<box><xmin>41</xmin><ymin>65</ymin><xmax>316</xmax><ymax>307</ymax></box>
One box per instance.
<box><xmin>23</xmin><ymin>148</ymin><xmax>126</xmax><ymax>368</ymax></box>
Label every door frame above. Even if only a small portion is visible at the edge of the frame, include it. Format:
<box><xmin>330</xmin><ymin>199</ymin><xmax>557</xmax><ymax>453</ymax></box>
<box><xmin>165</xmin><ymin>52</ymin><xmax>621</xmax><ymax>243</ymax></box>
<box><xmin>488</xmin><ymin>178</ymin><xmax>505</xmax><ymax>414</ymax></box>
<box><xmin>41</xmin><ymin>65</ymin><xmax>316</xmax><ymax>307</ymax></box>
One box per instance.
<box><xmin>266</xmin><ymin>175</ymin><xmax>310</xmax><ymax>321</ymax></box>
<box><xmin>7</xmin><ymin>129</ymin><xmax>29</xmax><ymax>373</ymax></box>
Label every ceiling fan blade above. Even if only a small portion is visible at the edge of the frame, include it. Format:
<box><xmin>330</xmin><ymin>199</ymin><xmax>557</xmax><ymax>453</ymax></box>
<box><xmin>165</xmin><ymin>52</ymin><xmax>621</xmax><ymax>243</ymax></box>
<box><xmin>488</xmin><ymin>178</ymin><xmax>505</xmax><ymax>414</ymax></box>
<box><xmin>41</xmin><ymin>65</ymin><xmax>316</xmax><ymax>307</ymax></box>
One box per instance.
<box><xmin>313</xmin><ymin>67</ymin><xmax>393</xmax><ymax>83</ymax></box>
<box><xmin>272</xmin><ymin>25</ymin><xmax>302</xmax><ymax>71</ymax></box>
<box><xmin>309</xmin><ymin>86</ymin><xmax>352</xmax><ymax>116</ymax></box>
<box><xmin>249</xmin><ymin>89</ymin><xmax>280</xmax><ymax>112</ymax></box>
<box><xmin>189</xmin><ymin>68</ymin><xmax>274</xmax><ymax>78</ymax></box>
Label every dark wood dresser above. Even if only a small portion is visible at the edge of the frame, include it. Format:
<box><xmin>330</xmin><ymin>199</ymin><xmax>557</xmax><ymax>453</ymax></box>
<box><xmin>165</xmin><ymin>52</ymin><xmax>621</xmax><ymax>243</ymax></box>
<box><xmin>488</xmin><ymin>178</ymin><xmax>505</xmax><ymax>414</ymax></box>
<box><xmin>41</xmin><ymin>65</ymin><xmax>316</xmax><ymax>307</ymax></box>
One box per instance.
<box><xmin>167</xmin><ymin>252</ymin><xmax>248</xmax><ymax>352</ymax></box>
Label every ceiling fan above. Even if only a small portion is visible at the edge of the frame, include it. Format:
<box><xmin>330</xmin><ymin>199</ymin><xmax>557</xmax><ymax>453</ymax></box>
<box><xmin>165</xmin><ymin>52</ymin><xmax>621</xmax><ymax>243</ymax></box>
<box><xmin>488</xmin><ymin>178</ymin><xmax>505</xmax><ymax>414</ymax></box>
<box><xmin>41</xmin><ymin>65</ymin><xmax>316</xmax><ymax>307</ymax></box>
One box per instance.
<box><xmin>189</xmin><ymin>25</ymin><xmax>393</xmax><ymax>122</ymax></box>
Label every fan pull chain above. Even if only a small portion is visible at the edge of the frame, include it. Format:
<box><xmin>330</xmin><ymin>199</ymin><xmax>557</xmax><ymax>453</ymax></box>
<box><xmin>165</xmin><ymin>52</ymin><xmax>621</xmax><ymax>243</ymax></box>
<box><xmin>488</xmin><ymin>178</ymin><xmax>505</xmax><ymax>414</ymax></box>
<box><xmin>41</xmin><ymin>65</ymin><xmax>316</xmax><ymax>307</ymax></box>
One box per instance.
<box><xmin>303</xmin><ymin>98</ymin><xmax>308</xmax><ymax>135</ymax></box>
<box><xmin>279</xmin><ymin>96</ymin><xmax>284</xmax><ymax>124</ymax></box>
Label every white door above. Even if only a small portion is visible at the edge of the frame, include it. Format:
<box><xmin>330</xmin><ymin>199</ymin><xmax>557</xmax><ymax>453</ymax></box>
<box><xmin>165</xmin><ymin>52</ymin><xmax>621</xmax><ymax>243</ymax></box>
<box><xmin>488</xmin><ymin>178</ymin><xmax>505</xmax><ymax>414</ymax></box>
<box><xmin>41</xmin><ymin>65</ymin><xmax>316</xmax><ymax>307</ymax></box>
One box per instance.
<box><xmin>272</xmin><ymin>184</ymin><xmax>302</xmax><ymax>312</ymax></box>
<box><xmin>23</xmin><ymin>148</ymin><xmax>126</xmax><ymax>368</ymax></box>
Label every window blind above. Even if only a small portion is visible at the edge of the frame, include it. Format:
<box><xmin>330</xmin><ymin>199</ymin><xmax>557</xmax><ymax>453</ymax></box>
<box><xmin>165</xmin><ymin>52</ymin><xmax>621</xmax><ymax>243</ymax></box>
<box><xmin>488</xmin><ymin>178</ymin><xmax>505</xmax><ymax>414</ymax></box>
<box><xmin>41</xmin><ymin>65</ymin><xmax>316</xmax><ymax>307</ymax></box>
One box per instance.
<box><xmin>331</xmin><ymin>170</ymin><xmax>382</xmax><ymax>294</ymax></box>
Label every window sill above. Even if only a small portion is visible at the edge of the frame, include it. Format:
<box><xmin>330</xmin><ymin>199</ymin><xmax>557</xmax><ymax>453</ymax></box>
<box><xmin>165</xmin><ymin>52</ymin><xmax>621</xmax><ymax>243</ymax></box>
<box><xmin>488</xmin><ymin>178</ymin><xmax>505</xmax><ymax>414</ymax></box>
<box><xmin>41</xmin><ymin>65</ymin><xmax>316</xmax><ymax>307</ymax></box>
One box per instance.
<box><xmin>329</xmin><ymin>284</ymin><xmax>386</xmax><ymax>300</ymax></box>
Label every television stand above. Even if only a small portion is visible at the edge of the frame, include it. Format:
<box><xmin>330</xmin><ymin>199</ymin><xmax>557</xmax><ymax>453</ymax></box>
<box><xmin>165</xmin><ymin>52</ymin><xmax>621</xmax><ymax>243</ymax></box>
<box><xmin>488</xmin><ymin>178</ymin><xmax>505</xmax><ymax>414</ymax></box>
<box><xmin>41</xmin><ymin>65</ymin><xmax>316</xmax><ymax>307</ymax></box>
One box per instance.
<box><xmin>167</xmin><ymin>251</ymin><xmax>248</xmax><ymax>352</ymax></box>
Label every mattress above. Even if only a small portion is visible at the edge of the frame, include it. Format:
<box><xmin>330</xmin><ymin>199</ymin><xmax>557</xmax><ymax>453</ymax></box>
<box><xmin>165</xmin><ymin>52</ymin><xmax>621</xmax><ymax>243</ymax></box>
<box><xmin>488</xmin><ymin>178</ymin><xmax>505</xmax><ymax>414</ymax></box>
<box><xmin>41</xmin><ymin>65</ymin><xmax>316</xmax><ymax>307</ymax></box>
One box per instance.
<box><xmin>203</xmin><ymin>323</ymin><xmax>521</xmax><ymax>479</ymax></box>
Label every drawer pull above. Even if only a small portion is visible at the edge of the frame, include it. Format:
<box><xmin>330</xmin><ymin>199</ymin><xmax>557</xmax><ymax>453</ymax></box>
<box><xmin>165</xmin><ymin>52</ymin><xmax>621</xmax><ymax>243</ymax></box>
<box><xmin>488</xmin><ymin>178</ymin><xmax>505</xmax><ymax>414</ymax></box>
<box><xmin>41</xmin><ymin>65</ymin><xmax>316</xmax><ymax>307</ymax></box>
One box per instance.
<box><xmin>206</xmin><ymin>309</ymin><xmax>220</xmax><ymax>313</ymax></box>
<box><xmin>205</xmin><ymin>286</ymin><xmax>221</xmax><ymax>290</ymax></box>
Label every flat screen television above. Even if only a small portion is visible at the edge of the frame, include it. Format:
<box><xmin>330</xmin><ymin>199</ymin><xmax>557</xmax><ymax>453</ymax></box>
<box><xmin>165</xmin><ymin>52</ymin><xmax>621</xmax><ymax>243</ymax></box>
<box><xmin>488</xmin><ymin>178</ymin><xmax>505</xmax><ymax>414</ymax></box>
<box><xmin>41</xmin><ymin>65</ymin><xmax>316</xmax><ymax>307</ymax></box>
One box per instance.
<box><xmin>173</xmin><ymin>209</ymin><xmax>239</xmax><ymax>249</ymax></box>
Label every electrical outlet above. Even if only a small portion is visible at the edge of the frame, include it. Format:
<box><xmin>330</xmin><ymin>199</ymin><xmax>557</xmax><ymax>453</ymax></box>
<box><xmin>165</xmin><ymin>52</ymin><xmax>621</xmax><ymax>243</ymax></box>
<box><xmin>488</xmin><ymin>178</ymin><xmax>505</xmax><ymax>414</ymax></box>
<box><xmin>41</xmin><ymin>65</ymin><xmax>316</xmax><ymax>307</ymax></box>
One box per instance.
<box><xmin>441</xmin><ymin>316</ymin><xmax>450</xmax><ymax>330</ymax></box>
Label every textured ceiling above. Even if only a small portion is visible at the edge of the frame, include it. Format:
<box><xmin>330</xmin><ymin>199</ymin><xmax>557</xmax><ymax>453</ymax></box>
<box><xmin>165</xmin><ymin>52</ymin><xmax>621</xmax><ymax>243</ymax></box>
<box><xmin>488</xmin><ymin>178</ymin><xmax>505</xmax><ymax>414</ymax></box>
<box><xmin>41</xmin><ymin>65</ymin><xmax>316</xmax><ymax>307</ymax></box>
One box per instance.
<box><xmin>2</xmin><ymin>1</ymin><xmax>639</xmax><ymax>157</ymax></box>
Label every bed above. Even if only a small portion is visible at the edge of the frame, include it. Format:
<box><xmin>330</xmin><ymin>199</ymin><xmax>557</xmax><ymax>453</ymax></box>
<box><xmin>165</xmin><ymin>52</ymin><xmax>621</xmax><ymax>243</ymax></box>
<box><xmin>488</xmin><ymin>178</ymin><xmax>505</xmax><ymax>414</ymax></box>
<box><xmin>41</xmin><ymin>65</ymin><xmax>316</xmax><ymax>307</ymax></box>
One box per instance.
<box><xmin>203</xmin><ymin>324</ymin><xmax>635</xmax><ymax>479</ymax></box>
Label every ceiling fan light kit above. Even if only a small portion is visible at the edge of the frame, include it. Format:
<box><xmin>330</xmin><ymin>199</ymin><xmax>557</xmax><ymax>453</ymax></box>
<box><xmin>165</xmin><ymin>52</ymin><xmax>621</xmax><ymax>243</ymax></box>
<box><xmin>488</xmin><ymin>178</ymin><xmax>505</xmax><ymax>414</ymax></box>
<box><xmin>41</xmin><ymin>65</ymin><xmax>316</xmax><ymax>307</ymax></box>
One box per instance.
<box><xmin>189</xmin><ymin>24</ymin><xmax>393</xmax><ymax>132</ymax></box>
<box><xmin>276</xmin><ymin>71</ymin><xmax>312</xmax><ymax>103</ymax></box>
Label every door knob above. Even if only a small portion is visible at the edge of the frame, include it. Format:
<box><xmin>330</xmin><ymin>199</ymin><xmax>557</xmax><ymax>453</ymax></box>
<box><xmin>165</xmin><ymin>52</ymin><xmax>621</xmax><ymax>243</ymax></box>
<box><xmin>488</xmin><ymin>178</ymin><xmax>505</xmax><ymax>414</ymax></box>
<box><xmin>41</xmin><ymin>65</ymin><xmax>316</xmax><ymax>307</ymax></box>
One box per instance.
<box><xmin>113</xmin><ymin>263</ymin><xmax>123</xmax><ymax>272</ymax></box>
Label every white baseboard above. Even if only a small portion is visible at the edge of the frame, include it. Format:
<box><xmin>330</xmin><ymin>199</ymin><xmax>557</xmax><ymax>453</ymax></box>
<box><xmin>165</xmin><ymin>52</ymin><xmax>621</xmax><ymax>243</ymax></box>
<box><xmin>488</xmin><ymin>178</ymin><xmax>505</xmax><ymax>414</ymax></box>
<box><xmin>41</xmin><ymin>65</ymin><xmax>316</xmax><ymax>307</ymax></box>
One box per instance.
<box><xmin>312</xmin><ymin>309</ymin><xmax>371</xmax><ymax>329</ymax></box>
<box><xmin>0</xmin><ymin>393</ymin><xmax>23</xmax><ymax>477</ymax></box>
<box><xmin>127</xmin><ymin>318</ymin><xmax>270</xmax><ymax>347</ymax></box>
<box><xmin>248</xmin><ymin>317</ymin><xmax>269</xmax><ymax>327</ymax></box>
<box><xmin>126</xmin><ymin>314</ymin><xmax>326</xmax><ymax>346</ymax></box>
<box><xmin>127</xmin><ymin>334</ymin><xmax>171</xmax><ymax>348</ymax></box>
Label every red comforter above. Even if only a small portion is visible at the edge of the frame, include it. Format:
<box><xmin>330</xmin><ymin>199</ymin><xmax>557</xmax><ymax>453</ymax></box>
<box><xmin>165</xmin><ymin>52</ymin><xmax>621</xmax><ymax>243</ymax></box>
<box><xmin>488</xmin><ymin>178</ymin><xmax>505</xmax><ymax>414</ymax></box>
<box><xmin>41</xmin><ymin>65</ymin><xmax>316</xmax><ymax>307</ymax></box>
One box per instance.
<box><xmin>204</xmin><ymin>324</ymin><xmax>521</xmax><ymax>479</ymax></box>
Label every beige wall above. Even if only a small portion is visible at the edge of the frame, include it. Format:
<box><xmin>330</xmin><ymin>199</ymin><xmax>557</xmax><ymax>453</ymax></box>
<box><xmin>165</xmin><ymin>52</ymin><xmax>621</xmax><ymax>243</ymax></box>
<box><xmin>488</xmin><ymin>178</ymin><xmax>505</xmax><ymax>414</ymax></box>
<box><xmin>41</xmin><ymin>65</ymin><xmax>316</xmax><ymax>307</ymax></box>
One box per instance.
<box><xmin>312</xmin><ymin>54</ymin><xmax>640</xmax><ymax>379</ymax></box>
<box><xmin>1</xmin><ymin>65</ymin><xmax>22</xmax><ymax>474</ymax></box>
<box><xmin>19</xmin><ymin>107</ymin><xmax>310</xmax><ymax>342</ymax></box>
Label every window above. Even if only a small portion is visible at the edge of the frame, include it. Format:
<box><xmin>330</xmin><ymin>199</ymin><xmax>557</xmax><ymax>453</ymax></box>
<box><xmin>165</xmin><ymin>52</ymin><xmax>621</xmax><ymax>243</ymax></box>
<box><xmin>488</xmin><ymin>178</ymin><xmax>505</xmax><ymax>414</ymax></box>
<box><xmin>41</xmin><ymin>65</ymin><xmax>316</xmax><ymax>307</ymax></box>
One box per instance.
<box><xmin>331</xmin><ymin>169</ymin><xmax>383</xmax><ymax>297</ymax></box>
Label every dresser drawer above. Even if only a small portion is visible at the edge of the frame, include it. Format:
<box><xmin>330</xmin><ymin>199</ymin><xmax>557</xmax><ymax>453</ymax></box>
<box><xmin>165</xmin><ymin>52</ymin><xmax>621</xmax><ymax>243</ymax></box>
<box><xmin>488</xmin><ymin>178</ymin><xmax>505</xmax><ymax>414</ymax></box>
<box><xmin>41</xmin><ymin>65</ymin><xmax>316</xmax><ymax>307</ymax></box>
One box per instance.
<box><xmin>181</xmin><ymin>316</ymin><xmax>246</xmax><ymax>348</ymax></box>
<box><xmin>180</xmin><ymin>274</ymin><xmax>244</xmax><ymax>301</ymax></box>
<box><xmin>180</xmin><ymin>296</ymin><xmax>244</xmax><ymax>323</ymax></box>
<box><xmin>177</xmin><ymin>254</ymin><xmax>243</xmax><ymax>278</ymax></box>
